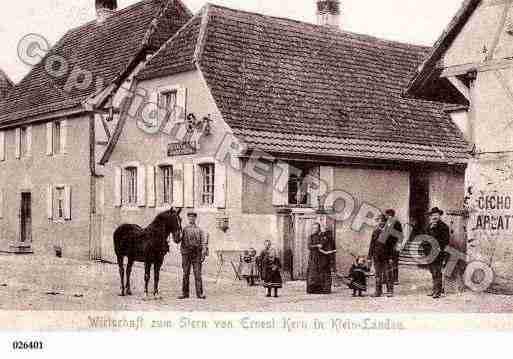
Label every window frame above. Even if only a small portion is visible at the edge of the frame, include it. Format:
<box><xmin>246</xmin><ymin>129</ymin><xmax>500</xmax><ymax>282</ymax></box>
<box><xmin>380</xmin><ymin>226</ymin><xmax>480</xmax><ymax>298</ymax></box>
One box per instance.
<box><xmin>20</xmin><ymin>126</ymin><xmax>27</xmax><ymax>158</ymax></box>
<box><xmin>160</xmin><ymin>165</ymin><xmax>174</xmax><ymax>205</ymax></box>
<box><xmin>54</xmin><ymin>186</ymin><xmax>65</xmax><ymax>221</ymax></box>
<box><xmin>199</xmin><ymin>163</ymin><xmax>215</xmax><ymax>207</ymax></box>
<box><xmin>123</xmin><ymin>166</ymin><xmax>138</xmax><ymax>207</ymax></box>
<box><xmin>53</xmin><ymin>120</ymin><xmax>61</xmax><ymax>155</ymax></box>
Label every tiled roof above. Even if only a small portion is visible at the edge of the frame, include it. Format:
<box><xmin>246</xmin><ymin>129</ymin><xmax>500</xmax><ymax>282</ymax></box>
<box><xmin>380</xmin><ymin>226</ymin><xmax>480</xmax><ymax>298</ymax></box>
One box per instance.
<box><xmin>0</xmin><ymin>69</ymin><xmax>13</xmax><ymax>100</ymax></box>
<box><xmin>140</xmin><ymin>4</ymin><xmax>469</xmax><ymax>164</ymax></box>
<box><xmin>0</xmin><ymin>0</ymin><xmax>191</xmax><ymax>125</ymax></box>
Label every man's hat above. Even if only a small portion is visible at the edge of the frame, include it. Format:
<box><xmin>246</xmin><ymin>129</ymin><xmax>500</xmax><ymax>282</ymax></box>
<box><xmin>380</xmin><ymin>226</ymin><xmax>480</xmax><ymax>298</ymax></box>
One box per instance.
<box><xmin>426</xmin><ymin>207</ymin><xmax>444</xmax><ymax>216</ymax></box>
<box><xmin>187</xmin><ymin>212</ymin><xmax>198</xmax><ymax>218</ymax></box>
<box><xmin>385</xmin><ymin>209</ymin><xmax>396</xmax><ymax>217</ymax></box>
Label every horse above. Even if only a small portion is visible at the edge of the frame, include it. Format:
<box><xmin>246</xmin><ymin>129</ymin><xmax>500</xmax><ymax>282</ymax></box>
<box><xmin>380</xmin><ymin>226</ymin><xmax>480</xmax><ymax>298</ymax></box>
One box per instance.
<box><xmin>113</xmin><ymin>208</ymin><xmax>182</xmax><ymax>298</ymax></box>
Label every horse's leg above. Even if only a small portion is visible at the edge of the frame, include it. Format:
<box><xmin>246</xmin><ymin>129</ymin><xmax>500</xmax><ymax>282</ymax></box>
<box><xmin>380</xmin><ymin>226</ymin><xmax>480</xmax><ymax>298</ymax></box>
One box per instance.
<box><xmin>126</xmin><ymin>258</ymin><xmax>134</xmax><ymax>296</ymax></box>
<box><xmin>143</xmin><ymin>261</ymin><xmax>151</xmax><ymax>300</ymax></box>
<box><xmin>117</xmin><ymin>255</ymin><xmax>125</xmax><ymax>296</ymax></box>
<box><xmin>153</xmin><ymin>259</ymin><xmax>163</xmax><ymax>299</ymax></box>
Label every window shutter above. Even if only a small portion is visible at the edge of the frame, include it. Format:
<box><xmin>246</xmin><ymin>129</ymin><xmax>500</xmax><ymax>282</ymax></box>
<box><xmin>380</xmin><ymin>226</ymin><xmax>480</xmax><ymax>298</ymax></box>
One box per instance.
<box><xmin>15</xmin><ymin>128</ymin><xmax>20</xmax><ymax>159</ymax></box>
<box><xmin>272</xmin><ymin>161</ymin><xmax>289</xmax><ymax>206</ymax></box>
<box><xmin>114</xmin><ymin>167</ymin><xmax>122</xmax><ymax>207</ymax></box>
<box><xmin>0</xmin><ymin>188</ymin><xmax>3</xmax><ymax>219</ymax></box>
<box><xmin>147</xmin><ymin>165</ymin><xmax>156</xmax><ymax>208</ymax></box>
<box><xmin>310</xmin><ymin>166</ymin><xmax>321</xmax><ymax>208</ymax></box>
<box><xmin>26</xmin><ymin>126</ymin><xmax>32</xmax><ymax>156</ymax></box>
<box><xmin>61</xmin><ymin>119</ymin><xmax>68</xmax><ymax>154</ymax></box>
<box><xmin>173</xmin><ymin>162</ymin><xmax>185</xmax><ymax>207</ymax></box>
<box><xmin>137</xmin><ymin>164</ymin><xmax>146</xmax><ymax>207</ymax></box>
<box><xmin>184</xmin><ymin>163</ymin><xmax>195</xmax><ymax>208</ymax></box>
<box><xmin>64</xmin><ymin>185</ymin><xmax>72</xmax><ymax>220</ymax></box>
<box><xmin>319</xmin><ymin>166</ymin><xmax>334</xmax><ymax>196</ymax></box>
<box><xmin>47</xmin><ymin>184</ymin><xmax>53</xmax><ymax>219</ymax></box>
<box><xmin>46</xmin><ymin>123</ymin><xmax>53</xmax><ymax>155</ymax></box>
<box><xmin>176</xmin><ymin>87</ymin><xmax>187</xmax><ymax>121</ymax></box>
<box><xmin>0</xmin><ymin>131</ymin><xmax>4</xmax><ymax>161</ymax></box>
<box><xmin>214</xmin><ymin>162</ymin><xmax>226</xmax><ymax>208</ymax></box>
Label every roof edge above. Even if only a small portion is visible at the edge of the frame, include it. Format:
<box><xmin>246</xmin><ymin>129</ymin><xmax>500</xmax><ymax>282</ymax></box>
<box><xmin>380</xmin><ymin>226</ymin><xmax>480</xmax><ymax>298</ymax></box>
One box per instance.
<box><xmin>405</xmin><ymin>0</ymin><xmax>481</xmax><ymax>100</ymax></box>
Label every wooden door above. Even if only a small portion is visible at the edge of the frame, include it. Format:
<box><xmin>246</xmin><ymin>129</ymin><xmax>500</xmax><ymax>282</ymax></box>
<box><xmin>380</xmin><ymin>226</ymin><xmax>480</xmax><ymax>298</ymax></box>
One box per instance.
<box><xmin>20</xmin><ymin>192</ymin><xmax>32</xmax><ymax>243</ymax></box>
<box><xmin>293</xmin><ymin>214</ymin><xmax>318</xmax><ymax>279</ymax></box>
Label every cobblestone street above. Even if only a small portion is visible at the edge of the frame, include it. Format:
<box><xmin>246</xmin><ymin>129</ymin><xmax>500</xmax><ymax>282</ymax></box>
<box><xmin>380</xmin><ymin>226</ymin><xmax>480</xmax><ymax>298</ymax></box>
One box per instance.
<box><xmin>1</xmin><ymin>253</ymin><xmax>512</xmax><ymax>312</ymax></box>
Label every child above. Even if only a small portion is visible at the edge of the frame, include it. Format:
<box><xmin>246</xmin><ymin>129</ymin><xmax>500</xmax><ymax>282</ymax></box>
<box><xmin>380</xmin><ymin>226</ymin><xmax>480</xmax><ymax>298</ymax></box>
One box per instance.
<box><xmin>262</xmin><ymin>249</ymin><xmax>283</xmax><ymax>297</ymax></box>
<box><xmin>241</xmin><ymin>248</ymin><xmax>258</xmax><ymax>286</ymax></box>
<box><xmin>349</xmin><ymin>256</ymin><xmax>369</xmax><ymax>297</ymax></box>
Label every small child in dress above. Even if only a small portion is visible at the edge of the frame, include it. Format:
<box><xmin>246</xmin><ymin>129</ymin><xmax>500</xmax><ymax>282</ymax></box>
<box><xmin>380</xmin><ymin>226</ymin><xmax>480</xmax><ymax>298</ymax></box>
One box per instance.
<box><xmin>349</xmin><ymin>256</ymin><xmax>370</xmax><ymax>297</ymax></box>
<box><xmin>241</xmin><ymin>248</ymin><xmax>258</xmax><ymax>286</ymax></box>
<box><xmin>263</xmin><ymin>249</ymin><xmax>283</xmax><ymax>298</ymax></box>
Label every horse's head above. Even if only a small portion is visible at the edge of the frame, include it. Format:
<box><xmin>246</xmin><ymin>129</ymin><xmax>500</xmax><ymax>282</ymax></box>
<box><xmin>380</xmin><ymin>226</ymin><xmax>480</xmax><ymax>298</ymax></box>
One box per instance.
<box><xmin>167</xmin><ymin>207</ymin><xmax>183</xmax><ymax>243</ymax></box>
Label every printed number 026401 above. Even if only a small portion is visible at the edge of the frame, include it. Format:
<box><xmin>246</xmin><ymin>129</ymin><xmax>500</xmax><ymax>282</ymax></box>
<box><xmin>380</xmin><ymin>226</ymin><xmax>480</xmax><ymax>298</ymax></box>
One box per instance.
<box><xmin>12</xmin><ymin>341</ymin><xmax>44</xmax><ymax>350</ymax></box>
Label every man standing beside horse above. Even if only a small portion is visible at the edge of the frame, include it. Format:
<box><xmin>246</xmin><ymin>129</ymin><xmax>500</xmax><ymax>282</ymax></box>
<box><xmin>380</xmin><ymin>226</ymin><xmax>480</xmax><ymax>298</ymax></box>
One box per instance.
<box><xmin>174</xmin><ymin>212</ymin><xmax>208</xmax><ymax>299</ymax></box>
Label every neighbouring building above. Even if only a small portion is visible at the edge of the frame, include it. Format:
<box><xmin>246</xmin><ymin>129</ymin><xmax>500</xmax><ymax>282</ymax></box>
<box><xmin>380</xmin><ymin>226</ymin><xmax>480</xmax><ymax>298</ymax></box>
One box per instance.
<box><xmin>0</xmin><ymin>0</ymin><xmax>192</xmax><ymax>258</ymax></box>
<box><xmin>0</xmin><ymin>69</ymin><xmax>13</xmax><ymax>101</ymax></box>
<box><xmin>405</xmin><ymin>0</ymin><xmax>513</xmax><ymax>292</ymax></box>
<box><xmin>94</xmin><ymin>1</ymin><xmax>469</xmax><ymax>278</ymax></box>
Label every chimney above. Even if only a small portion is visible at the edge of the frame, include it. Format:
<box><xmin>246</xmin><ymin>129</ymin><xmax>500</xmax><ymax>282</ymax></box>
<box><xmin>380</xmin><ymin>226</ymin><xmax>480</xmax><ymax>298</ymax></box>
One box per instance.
<box><xmin>96</xmin><ymin>0</ymin><xmax>118</xmax><ymax>23</ymax></box>
<box><xmin>316</xmin><ymin>0</ymin><xmax>341</xmax><ymax>28</ymax></box>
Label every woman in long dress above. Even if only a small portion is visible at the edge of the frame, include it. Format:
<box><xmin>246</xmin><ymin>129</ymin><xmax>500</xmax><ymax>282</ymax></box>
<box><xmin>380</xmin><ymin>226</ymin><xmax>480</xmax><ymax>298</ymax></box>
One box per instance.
<box><xmin>306</xmin><ymin>223</ymin><xmax>336</xmax><ymax>294</ymax></box>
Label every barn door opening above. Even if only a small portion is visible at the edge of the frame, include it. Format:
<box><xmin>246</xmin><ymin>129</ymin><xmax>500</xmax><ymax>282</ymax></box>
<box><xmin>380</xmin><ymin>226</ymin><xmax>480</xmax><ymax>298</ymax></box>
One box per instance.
<box><xmin>410</xmin><ymin>170</ymin><xmax>430</xmax><ymax>231</ymax></box>
<box><xmin>20</xmin><ymin>192</ymin><xmax>32</xmax><ymax>243</ymax></box>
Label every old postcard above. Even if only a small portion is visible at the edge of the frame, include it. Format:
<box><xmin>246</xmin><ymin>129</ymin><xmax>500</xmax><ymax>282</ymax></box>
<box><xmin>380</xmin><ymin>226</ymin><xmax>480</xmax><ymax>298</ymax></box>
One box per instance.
<box><xmin>2</xmin><ymin>0</ymin><xmax>513</xmax><ymax>350</ymax></box>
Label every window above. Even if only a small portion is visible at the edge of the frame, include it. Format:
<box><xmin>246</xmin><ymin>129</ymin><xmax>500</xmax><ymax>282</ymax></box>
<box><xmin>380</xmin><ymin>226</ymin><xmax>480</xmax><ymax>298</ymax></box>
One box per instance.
<box><xmin>199</xmin><ymin>163</ymin><xmax>215</xmax><ymax>206</ymax></box>
<box><xmin>123</xmin><ymin>167</ymin><xmax>138</xmax><ymax>206</ymax></box>
<box><xmin>158</xmin><ymin>90</ymin><xmax>177</xmax><ymax>121</ymax></box>
<box><xmin>54</xmin><ymin>186</ymin><xmax>65</xmax><ymax>220</ymax></box>
<box><xmin>287</xmin><ymin>165</ymin><xmax>319</xmax><ymax>207</ymax></box>
<box><xmin>53</xmin><ymin>121</ymin><xmax>61</xmax><ymax>154</ymax></box>
<box><xmin>20</xmin><ymin>126</ymin><xmax>27</xmax><ymax>157</ymax></box>
<box><xmin>160</xmin><ymin>165</ymin><xmax>173</xmax><ymax>204</ymax></box>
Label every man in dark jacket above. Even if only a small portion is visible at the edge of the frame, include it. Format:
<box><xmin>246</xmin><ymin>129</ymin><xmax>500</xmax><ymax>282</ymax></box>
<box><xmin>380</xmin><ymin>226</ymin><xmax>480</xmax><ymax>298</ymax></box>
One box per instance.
<box><xmin>174</xmin><ymin>212</ymin><xmax>209</xmax><ymax>299</ymax></box>
<box><xmin>368</xmin><ymin>213</ymin><xmax>400</xmax><ymax>297</ymax></box>
<box><xmin>424</xmin><ymin>207</ymin><xmax>450</xmax><ymax>299</ymax></box>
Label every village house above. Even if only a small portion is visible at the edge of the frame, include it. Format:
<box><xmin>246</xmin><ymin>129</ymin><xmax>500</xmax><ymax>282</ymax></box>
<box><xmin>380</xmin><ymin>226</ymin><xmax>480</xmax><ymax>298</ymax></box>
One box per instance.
<box><xmin>0</xmin><ymin>0</ymin><xmax>192</xmax><ymax>258</ymax></box>
<box><xmin>0</xmin><ymin>0</ymin><xmax>469</xmax><ymax>279</ymax></box>
<box><xmin>94</xmin><ymin>0</ymin><xmax>469</xmax><ymax>278</ymax></box>
<box><xmin>405</xmin><ymin>0</ymin><xmax>513</xmax><ymax>291</ymax></box>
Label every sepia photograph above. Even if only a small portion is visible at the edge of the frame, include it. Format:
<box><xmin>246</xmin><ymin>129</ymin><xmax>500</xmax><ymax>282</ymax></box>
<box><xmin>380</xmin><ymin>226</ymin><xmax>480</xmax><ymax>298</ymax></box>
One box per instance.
<box><xmin>1</xmin><ymin>1</ymin><xmax>513</xmax><ymax>347</ymax></box>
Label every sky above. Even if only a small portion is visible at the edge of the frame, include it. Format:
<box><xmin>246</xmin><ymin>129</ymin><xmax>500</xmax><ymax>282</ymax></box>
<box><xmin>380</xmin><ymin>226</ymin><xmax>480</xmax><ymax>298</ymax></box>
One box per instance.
<box><xmin>0</xmin><ymin>0</ymin><xmax>464</xmax><ymax>83</ymax></box>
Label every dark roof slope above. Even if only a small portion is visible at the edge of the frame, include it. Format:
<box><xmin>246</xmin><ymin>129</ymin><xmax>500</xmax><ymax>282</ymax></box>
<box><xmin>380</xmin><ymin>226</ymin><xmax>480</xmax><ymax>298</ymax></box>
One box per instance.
<box><xmin>404</xmin><ymin>0</ymin><xmax>481</xmax><ymax>102</ymax></box>
<box><xmin>140</xmin><ymin>4</ymin><xmax>469</xmax><ymax>164</ymax></box>
<box><xmin>0</xmin><ymin>69</ymin><xmax>13</xmax><ymax>100</ymax></box>
<box><xmin>0</xmin><ymin>0</ymin><xmax>191</xmax><ymax>125</ymax></box>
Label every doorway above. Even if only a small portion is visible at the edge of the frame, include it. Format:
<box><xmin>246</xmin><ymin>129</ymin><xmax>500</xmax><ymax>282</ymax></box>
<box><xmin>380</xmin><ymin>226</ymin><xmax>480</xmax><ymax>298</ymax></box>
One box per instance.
<box><xmin>20</xmin><ymin>192</ymin><xmax>32</xmax><ymax>243</ymax></box>
<box><xmin>409</xmin><ymin>170</ymin><xmax>430</xmax><ymax>231</ymax></box>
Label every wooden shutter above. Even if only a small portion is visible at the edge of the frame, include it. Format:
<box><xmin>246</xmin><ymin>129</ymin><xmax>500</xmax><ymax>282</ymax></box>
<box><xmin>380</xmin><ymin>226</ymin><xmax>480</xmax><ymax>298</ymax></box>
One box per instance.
<box><xmin>26</xmin><ymin>126</ymin><xmax>32</xmax><ymax>156</ymax></box>
<box><xmin>184</xmin><ymin>163</ymin><xmax>195</xmax><ymax>208</ymax></box>
<box><xmin>15</xmin><ymin>128</ymin><xmax>20</xmax><ymax>159</ymax></box>
<box><xmin>173</xmin><ymin>162</ymin><xmax>185</xmax><ymax>207</ymax></box>
<box><xmin>61</xmin><ymin>119</ymin><xmax>68</xmax><ymax>154</ymax></box>
<box><xmin>320</xmin><ymin>166</ymin><xmax>334</xmax><ymax>196</ymax></box>
<box><xmin>147</xmin><ymin>165</ymin><xmax>156</xmax><ymax>208</ymax></box>
<box><xmin>272</xmin><ymin>161</ymin><xmax>289</xmax><ymax>206</ymax></box>
<box><xmin>0</xmin><ymin>131</ymin><xmax>4</xmax><ymax>161</ymax></box>
<box><xmin>114</xmin><ymin>167</ymin><xmax>122</xmax><ymax>207</ymax></box>
<box><xmin>64</xmin><ymin>185</ymin><xmax>72</xmax><ymax>220</ymax></box>
<box><xmin>310</xmin><ymin>166</ymin><xmax>321</xmax><ymax>208</ymax></box>
<box><xmin>176</xmin><ymin>87</ymin><xmax>187</xmax><ymax>121</ymax></box>
<box><xmin>137</xmin><ymin>164</ymin><xmax>146</xmax><ymax>207</ymax></box>
<box><xmin>47</xmin><ymin>184</ymin><xmax>53</xmax><ymax>219</ymax></box>
<box><xmin>214</xmin><ymin>162</ymin><xmax>226</xmax><ymax>208</ymax></box>
<box><xmin>46</xmin><ymin>123</ymin><xmax>53</xmax><ymax>155</ymax></box>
